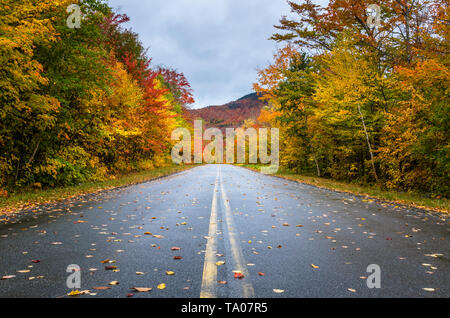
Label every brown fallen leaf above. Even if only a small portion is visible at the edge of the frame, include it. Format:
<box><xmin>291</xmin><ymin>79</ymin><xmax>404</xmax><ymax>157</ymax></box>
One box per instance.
<box><xmin>171</xmin><ymin>247</ymin><xmax>181</xmax><ymax>251</ymax></box>
<box><xmin>173</xmin><ymin>256</ymin><xmax>183</xmax><ymax>260</ymax></box>
<box><xmin>218</xmin><ymin>280</ymin><xmax>227</xmax><ymax>284</ymax></box>
<box><xmin>105</xmin><ymin>266</ymin><xmax>117</xmax><ymax>270</ymax></box>
<box><xmin>108</xmin><ymin>281</ymin><xmax>119</xmax><ymax>285</ymax></box>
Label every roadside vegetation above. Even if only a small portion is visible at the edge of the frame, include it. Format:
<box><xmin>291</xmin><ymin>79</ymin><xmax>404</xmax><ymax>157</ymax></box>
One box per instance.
<box><xmin>0</xmin><ymin>164</ymin><xmax>196</xmax><ymax>216</ymax></box>
<box><xmin>241</xmin><ymin>164</ymin><xmax>449</xmax><ymax>213</ymax></box>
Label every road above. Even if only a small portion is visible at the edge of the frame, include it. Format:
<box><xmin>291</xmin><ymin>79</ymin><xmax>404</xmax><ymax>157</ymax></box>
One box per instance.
<box><xmin>0</xmin><ymin>164</ymin><xmax>448</xmax><ymax>298</ymax></box>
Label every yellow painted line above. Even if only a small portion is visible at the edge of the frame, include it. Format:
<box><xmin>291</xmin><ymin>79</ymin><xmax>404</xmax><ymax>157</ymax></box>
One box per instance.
<box><xmin>200</xmin><ymin>166</ymin><xmax>220</xmax><ymax>298</ymax></box>
<box><xmin>219</xmin><ymin>169</ymin><xmax>255</xmax><ymax>298</ymax></box>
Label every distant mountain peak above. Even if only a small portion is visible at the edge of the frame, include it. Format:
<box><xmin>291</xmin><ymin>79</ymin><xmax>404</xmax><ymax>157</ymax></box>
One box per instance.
<box><xmin>188</xmin><ymin>93</ymin><xmax>267</xmax><ymax>129</ymax></box>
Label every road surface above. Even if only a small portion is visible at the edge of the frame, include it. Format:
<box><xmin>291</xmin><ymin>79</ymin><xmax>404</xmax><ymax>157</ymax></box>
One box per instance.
<box><xmin>0</xmin><ymin>164</ymin><xmax>448</xmax><ymax>297</ymax></box>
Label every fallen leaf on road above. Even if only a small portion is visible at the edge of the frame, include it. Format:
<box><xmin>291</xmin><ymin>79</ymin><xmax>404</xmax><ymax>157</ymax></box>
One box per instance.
<box><xmin>216</xmin><ymin>261</ymin><xmax>225</xmax><ymax>266</ymax></box>
<box><xmin>258</xmin><ymin>272</ymin><xmax>265</xmax><ymax>276</ymax></box>
<box><xmin>105</xmin><ymin>266</ymin><xmax>117</xmax><ymax>270</ymax></box>
<box><xmin>218</xmin><ymin>280</ymin><xmax>227</xmax><ymax>284</ymax></box>
<box><xmin>68</xmin><ymin>290</ymin><xmax>81</xmax><ymax>296</ymax></box>
<box><xmin>1</xmin><ymin>275</ymin><xmax>15</xmax><ymax>280</ymax></box>
<box><xmin>311</xmin><ymin>264</ymin><xmax>319</xmax><ymax>269</ymax></box>
<box><xmin>157</xmin><ymin>283</ymin><xmax>166</xmax><ymax>290</ymax></box>
<box><xmin>131</xmin><ymin>287</ymin><xmax>152</xmax><ymax>292</ymax></box>
<box><xmin>108</xmin><ymin>281</ymin><xmax>119</xmax><ymax>285</ymax></box>
<box><xmin>93</xmin><ymin>287</ymin><xmax>110</xmax><ymax>290</ymax></box>
<box><xmin>348</xmin><ymin>288</ymin><xmax>356</xmax><ymax>293</ymax></box>
<box><xmin>166</xmin><ymin>271</ymin><xmax>175</xmax><ymax>275</ymax></box>
<box><xmin>423</xmin><ymin>288</ymin><xmax>435</xmax><ymax>292</ymax></box>
<box><xmin>273</xmin><ymin>289</ymin><xmax>284</xmax><ymax>293</ymax></box>
<box><xmin>171</xmin><ymin>247</ymin><xmax>181</xmax><ymax>251</ymax></box>
<box><xmin>234</xmin><ymin>272</ymin><xmax>244</xmax><ymax>279</ymax></box>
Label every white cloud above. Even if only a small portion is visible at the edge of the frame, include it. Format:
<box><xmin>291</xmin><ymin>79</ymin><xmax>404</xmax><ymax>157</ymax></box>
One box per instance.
<box><xmin>107</xmin><ymin>0</ymin><xmax>328</xmax><ymax>108</ymax></box>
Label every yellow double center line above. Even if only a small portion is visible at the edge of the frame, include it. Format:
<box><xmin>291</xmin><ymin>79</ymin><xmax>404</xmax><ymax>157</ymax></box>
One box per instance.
<box><xmin>200</xmin><ymin>165</ymin><xmax>255</xmax><ymax>298</ymax></box>
<box><xmin>200</xmin><ymin>167</ymin><xmax>219</xmax><ymax>298</ymax></box>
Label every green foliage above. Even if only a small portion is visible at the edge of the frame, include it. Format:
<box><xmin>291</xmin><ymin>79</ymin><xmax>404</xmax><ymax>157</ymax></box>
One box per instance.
<box><xmin>0</xmin><ymin>0</ymin><xmax>193</xmax><ymax>192</ymax></box>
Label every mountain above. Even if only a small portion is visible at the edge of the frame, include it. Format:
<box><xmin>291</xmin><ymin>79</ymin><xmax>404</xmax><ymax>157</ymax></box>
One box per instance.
<box><xmin>188</xmin><ymin>93</ymin><xmax>267</xmax><ymax>129</ymax></box>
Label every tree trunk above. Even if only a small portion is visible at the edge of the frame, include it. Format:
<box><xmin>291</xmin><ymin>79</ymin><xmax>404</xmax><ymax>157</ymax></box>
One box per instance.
<box><xmin>27</xmin><ymin>139</ymin><xmax>41</xmax><ymax>165</ymax></box>
<box><xmin>358</xmin><ymin>103</ymin><xmax>379</xmax><ymax>182</ymax></box>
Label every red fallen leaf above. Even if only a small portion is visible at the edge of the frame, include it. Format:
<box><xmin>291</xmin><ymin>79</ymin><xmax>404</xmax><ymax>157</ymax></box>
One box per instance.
<box><xmin>171</xmin><ymin>247</ymin><xmax>181</xmax><ymax>251</ymax></box>
<box><xmin>234</xmin><ymin>273</ymin><xmax>244</xmax><ymax>279</ymax></box>
<box><xmin>31</xmin><ymin>260</ymin><xmax>40</xmax><ymax>263</ymax></box>
<box><xmin>386</xmin><ymin>238</ymin><xmax>392</xmax><ymax>240</ymax></box>
<box><xmin>258</xmin><ymin>272</ymin><xmax>265</xmax><ymax>276</ymax></box>
<box><xmin>173</xmin><ymin>256</ymin><xmax>183</xmax><ymax>260</ymax></box>
<box><xmin>127</xmin><ymin>293</ymin><xmax>134</xmax><ymax>297</ymax></box>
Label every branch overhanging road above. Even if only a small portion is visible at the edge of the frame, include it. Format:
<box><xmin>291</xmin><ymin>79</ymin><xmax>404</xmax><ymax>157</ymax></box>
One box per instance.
<box><xmin>0</xmin><ymin>164</ymin><xmax>448</xmax><ymax>298</ymax></box>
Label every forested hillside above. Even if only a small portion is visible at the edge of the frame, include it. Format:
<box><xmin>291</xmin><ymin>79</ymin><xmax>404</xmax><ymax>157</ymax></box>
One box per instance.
<box><xmin>189</xmin><ymin>93</ymin><xmax>267</xmax><ymax>130</ymax></box>
<box><xmin>0</xmin><ymin>0</ymin><xmax>193</xmax><ymax>194</ymax></box>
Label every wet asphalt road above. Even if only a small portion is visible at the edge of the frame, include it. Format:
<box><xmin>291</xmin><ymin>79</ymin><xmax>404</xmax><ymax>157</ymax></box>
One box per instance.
<box><xmin>0</xmin><ymin>164</ymin><xmax>448</xmax><ymax>298</ymax></box>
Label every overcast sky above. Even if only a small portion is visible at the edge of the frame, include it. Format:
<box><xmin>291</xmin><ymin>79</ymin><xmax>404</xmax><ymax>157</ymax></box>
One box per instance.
<box><xmin>108</xmin><ymin>0</ymin><xmax>328</xmax><ymax>109</ymax></box>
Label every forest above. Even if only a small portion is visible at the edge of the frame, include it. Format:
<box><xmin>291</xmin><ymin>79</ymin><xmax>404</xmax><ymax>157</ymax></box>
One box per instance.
<box><xmin>253</xmin><ymin>0</ymin><xmax>449</xmax><ymax>197</ymax></box>
<box><xmin>0</xmin><ymin>0</ymin><xmax>193</xmax><ymax>195</ymax></box>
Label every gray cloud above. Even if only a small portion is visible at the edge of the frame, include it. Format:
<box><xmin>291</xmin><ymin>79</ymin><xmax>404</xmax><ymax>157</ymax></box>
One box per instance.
<box><xmin>107</xmin><ymin>0</ymin><xmax>327</xmax><ymax>108</ymax></box>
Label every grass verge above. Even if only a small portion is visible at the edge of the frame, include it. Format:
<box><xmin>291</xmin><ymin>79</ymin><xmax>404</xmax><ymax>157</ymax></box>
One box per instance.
<box><xmin>0</xmin><ymin>164</ymin><xmax>198</xmax><ymax>216</ymax></box>
<box><xmin>239</xmin><ymin>164</ymin><xmax>449</xmax><ymax>214</ymax></box>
